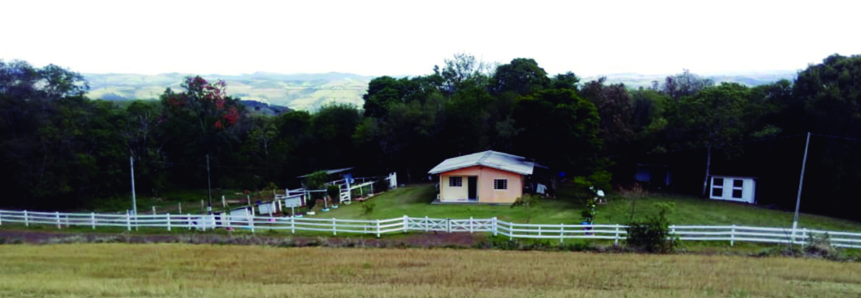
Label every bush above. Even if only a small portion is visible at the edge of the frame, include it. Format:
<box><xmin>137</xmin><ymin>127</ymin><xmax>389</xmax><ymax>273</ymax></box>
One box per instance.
<box><xmin>626</xmin><ymin>202</ymin><xmax>678</xmax><ymax>253</ymax></box>
<box><xmin>805</xmin><ymin>233</ymin><xmax>846</xmax><ymax>261</ymax></box>
<box><xmin>327</xmin><ymin>185</ymin><xmax>341</xmax><ymax>202</ymax></box>
<box><xmin>361</xmin><ymin>201</ymin><xmax>375</xmax><ymax>215</ymax></box>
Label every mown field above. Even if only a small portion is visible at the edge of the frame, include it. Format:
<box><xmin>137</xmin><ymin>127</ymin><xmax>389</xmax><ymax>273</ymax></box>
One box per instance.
<box><xmin>0</xmin><ymin>244</ymin><xmax>859</xmax><ymax>297</ymax></box>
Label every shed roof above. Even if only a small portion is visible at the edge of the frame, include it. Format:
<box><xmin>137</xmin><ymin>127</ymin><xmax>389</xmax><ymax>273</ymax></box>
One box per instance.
<box><xmin>297</xmin><ymin>167</ymin><xmax>355</xmax><ymax>178</ymax></box>
<box><xmin>428</xmin><ymin>150</ymin><xmax>535</xmax><ymax>175</ymax></box>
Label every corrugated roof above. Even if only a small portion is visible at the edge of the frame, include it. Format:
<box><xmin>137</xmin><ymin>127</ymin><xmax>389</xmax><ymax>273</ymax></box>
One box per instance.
<box><xmin>428</xmin><ymin>150</ymin><xmax>535</xmax><ymax>175</ymax></box>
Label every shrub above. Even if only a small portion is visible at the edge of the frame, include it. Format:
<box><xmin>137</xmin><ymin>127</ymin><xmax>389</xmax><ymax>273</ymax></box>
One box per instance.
<box><xmin>626</xmin><ymin>202</ymin><xmax>678</xmax><ymax>253</ymax></box>
<box><xmin>805</xmin><ymin>233</ymin><xmax>846</xmax><ymax>261</ymax></box>
<box><xmin>361</xmin><ymin>201</ymin><xmax>375</xmax><ymax>215</ymax></box>
<box><xmin>327</xmin><ymin>185</ymin><xmax>341</xmax><ymax>203</ymax></box>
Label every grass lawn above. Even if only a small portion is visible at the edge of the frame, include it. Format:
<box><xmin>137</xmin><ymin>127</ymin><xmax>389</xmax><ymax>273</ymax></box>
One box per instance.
<box><xmin>0</xmin><ymin>244</ymin><xmax>858</xmax><ymax>297</ymax></box>
<box><xmin>317</xmin><ymin>184</ymin><xmax>861</xmax><ymax>232</ymax></box>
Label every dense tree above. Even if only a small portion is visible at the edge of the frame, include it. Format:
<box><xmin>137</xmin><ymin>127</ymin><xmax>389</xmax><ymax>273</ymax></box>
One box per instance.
<box><xmin>489</xmin><ymin>58</ymin><xmax>551</xmax><ymax>96</ymax></box>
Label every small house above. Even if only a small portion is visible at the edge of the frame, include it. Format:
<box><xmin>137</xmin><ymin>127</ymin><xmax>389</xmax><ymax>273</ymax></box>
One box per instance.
<box><xmin>709</xmin><ymin>175</ymin><xmax>756</xmax><ymax>204</ymax></box>
<box><xmin>428</xmin><ymin>150</ymin><xmax>539</xmax><ymax>204</ymax></box>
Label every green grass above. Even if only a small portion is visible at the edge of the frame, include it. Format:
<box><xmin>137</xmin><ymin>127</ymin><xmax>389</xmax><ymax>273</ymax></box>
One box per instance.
<box><xmin>0</xmin><ymin>244</ymin><xmax>858</xmax><ymax>297</ymax></box>
<box><xmin>316</xmin><ymin>184</ymin><xmax>861</xmax><ymax>232</ymax></box>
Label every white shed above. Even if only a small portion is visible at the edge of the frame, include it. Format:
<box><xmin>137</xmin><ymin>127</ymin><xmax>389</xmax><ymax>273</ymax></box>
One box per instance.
<box><xmin>709</xmin><ymin>176</ymin><xmax>756</xmax><ymax>204</ymax></box>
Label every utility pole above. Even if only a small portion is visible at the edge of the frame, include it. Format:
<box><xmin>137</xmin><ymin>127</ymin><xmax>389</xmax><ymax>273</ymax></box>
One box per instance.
<box><xmin>206</xmin><ymin>154</ymin><xmax>213</xmax><ymax>214</ymax></box>
<box><xmin>130</xmin><ymin>157</ymin><xmax>137</xmax><ymax>216</ymax></box>
<box><xmin>791</xmin><ymin>132</ymin><xmax>811</xmax><ymax>243</ymax></box>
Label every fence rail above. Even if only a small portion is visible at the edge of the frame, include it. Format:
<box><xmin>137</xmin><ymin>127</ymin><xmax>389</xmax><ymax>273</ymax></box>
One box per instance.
<box><xmin>0</xmin><ymin>209</ymin><xmax>859</xmax><ymax>248</ymax></box>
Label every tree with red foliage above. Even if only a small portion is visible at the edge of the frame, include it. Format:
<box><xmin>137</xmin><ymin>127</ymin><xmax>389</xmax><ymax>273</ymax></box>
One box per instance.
<box><xmin>161</xmin><ymin>76</ymin><xmax>243</xmax><ymax>133</ymax></box>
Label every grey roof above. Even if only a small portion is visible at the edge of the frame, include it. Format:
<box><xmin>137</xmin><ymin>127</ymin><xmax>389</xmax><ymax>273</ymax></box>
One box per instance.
<box><xmin>428</xmin><ymin>150</ymin><xmax>535</xmax><ymax>175</ymax></box>
<box><xmin>297</xmin><ymin>167</ymin><xmax>355</xmax><ymax>178</ymax></box>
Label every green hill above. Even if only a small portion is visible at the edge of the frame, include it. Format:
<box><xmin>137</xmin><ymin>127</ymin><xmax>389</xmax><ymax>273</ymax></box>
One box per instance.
<box><xmin>85</xmin><ymin>72</ymin><xmax>372</xmax><ymax>111</ymax></box>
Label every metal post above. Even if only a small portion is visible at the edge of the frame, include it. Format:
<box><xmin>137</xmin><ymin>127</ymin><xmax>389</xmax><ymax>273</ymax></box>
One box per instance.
<box><xmin>91</xmin><ymin>212</ymin><xmax>95</xmax><ymax>230</ymax></box>
<box><xmin>333</xmin><ymin>217</ymin><xmax>337</xmax><ymax>236</ymax></box>
<box><xmin>206</xmin><ymin>155</ymin><xmax>212</xmax><ymax>214</ymax></box>
<box><xmin>376</xmin><ymin>219</ymin><xmax>381</xmax><ymax>238</ymax></box>
<box><xmin>614</xmin><ymin>224</ymin><xmax>620</xmax><ymax>245</ymax></box>
<box><xmin>56</xmin><ymin>211</ymin><xmax>61</xmax><ymax>229</ymax></box>
<box><xmin>792</xmin><ymin>132</ymin><xmax>811</xmax><ymax>243</ymax></box>
<box><xmin>730</xmin><ymin>225</ymin><xmax>735</xmax><ymax>246</ymax></box>
<box><xmin>167</xmin><ymin>213</ymin><xmax>171</xmax><ymax>232</ymax></box>
<box><xmin>24</xmin><ymin>210</ymin><xmax>29</xmax><ymax>227</ymax></box>
<box><xmin>130</xmin><ymin>157</ymin><xmax>137</xmax><ymax>216</ymax></box>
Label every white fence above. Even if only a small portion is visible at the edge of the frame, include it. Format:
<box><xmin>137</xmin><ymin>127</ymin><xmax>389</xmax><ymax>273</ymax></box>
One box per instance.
<box><xmin>0</xmin><ymin>209</ymin><xmax>859</xmax><ymax>249</ymax></box>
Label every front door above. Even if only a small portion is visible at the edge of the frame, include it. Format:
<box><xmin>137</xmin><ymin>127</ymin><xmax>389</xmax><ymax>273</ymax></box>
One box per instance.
<box><xmin>467</xmin><ymin>176</ymin><xmax>478</xmax><ymax>201</ymax></box>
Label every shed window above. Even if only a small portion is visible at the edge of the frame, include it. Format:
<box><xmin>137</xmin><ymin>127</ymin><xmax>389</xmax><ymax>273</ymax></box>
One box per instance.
<box><xmin>712</xmin><ymin>188</ymin><xmax>723</xmax><ymax>197</ymax></box>
<box><xmin>733</xmin><ymin>179</ymin><xmax>743</xmax><ymax>187</ymax></box>
<box><xmin>494</xmin><ymin>179</ymin><xmax>508</xmax><ymax>190</ymax></box>
<box><xmin>732</xmin><ymin>189</ymin><xmax>743</xmax><ymax>198</ymax></box>
<box><xmin>449</xmin><ymin>176</ymin><xmax>462</xmax><ymax>187</ymax></box>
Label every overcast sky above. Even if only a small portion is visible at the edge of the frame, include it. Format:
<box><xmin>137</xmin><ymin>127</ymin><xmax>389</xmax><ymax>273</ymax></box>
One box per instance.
<box><xmin>2</xmin><ymin>0</ymin><xmax>859</xmax><ymax>77</ymax></box>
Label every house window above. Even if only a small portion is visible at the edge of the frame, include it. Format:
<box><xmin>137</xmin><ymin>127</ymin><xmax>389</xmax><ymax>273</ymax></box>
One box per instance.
<box><xmin>449</xmin><ymin>176</ymin><xmax>462</xmax><ymax>187</ymax></box>
<box><xmin>733</xmin><ymin>179</ymin><xmax>743</xmax><ymax>187</ymax></box>
<box><xmin>732</xmin><ymin>189</ymin><xmax>743</xmax><ymax>198</ymax></box>
<box><xmin>494</xmin><ymin>179</ymin><xmax>508</xmax><ymax>190</ymax></box>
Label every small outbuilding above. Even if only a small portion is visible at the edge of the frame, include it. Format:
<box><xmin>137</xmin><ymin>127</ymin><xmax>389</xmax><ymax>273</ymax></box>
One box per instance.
<box><xmin>709</xmin><ymin>175</ymin><xmax>756</xmax><ymax>204</ymax></box>
<box><xmin>428</xmin><ymin>150</ymin><xmax>538</xmax><ymax>204</ymax></box>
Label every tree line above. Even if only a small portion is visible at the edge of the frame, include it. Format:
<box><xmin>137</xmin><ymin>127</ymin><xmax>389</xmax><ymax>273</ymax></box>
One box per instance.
<box><xmin>1</xmin><ymin>54</ymin><xmax>860</xmax><ymax>221</ymax></box>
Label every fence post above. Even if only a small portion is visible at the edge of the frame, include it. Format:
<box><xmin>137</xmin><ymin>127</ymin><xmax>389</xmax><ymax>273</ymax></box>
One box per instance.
<box><xmin>803</xmin><ymin>228</ymin><xmax>808</xmax><ymax>244</ymax></box>
<box><xmin>211</xmin><ymin>213</ymin><xmax>216</xmax><ymax>230</ymax></box>
<box><xmin>493</xmin><ymin>217</ymin><xmax>498</xmax><ymax>236</ymax></box>
<box><xmin>614</xmin><ymin>224</ymin><xmax>620</xmax><ymax>245</ymax></box>
<box><xmin>538</xmin><ymin>225</ymin><xmax>542</xmax><ymax>237</ymax></box>
<box><xmin>446</xmin><ymin>218</ymin><xmax>451</xmax><ymax>233</ymax></box>
<box><xmin>250</xmin><ymin>215</ymin><xmax>255</xmax><ymax>234</ymax></box>
<box><xmin>152</xmin><ymin>206</ymin><xmax>156</xmax><ymax>215</ymax></box>
<box><xmin>186</xmin><ymin>213</ymin><xmax>191</xmax><ymax>229</ymax></box>
<box><xmin>91</xmin><ymin>212</ymin><xmax>96</xmax><ymax>230</ymax></box>
<box><xmin>0</xmin><ymin>210</ymin><xmax>3</xmax><ymax>226</ymax></box>
<box><xmin>126</xmin><ymin>210</ymin><xmax>131</xmax><ymax>231</ymax></box>
<box><xmin>671</xmin><ymin>225</ymin><xmax>676</xmax><ymax>236</ymax></box>
<box><xmin>376</xmin><ymin>219</ymin><xmax>381</xmax><ymax>238</ymax></box>
<box><xmin>469</xmin><ymin>217</ymin><xmax>473</xmax><ymax>234</ymax></box>
<box><xmin>333</xmin><ymin>217</ymin><xmax>337</xmax><ymax>236</ymax></box>
<box><xmin>402</xmin><ymin>215</ymin><xmax>408</xmax><ymax>233</ymax></box>
<box><xmin>509</xmin><ymin>222</ymin><xmax>514</xmax><ymax>240</ymax></box>
<box><xmin>425</xmin><ymin>216</ymin><xmax>429</xmax><ymax>232</ymax></box>
<box><xmin>560</xmin><ymin>223</ymin><xmax>564</xmax><ymax>243</ymax></box>
<box><xmin>291</xmin><ymin>216</ymin><xmax>295</xmax><ymax>234</ymax></box>
<box><xmin>167</xmin><ymin>213</ymin><xmax>171</xmax><ymax>232</ymax></box>
<box><xmin>24</xmin><ymin>210</ymin><xmax>29</xmax><ymax>227</ymax></box>
<box><xmin>56</xmin><ymin>211</ymin><xmax>61</xmax><ymax>229</ymax></box>
<box><xmin>730</xmin><ymin>225</ymin><xmax>735</xmax><ymax>246</ymax></box>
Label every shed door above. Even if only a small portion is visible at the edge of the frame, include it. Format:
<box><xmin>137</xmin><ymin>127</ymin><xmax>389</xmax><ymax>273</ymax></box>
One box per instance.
<box><xmin>467</xmin><ymin>176</ymin><xmax>478</xmax><ymax>200</ymax></box>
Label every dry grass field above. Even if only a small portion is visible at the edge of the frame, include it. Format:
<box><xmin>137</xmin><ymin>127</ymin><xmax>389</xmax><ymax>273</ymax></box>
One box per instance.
<box><xmin>0</xmin><ymin>244</ymin><xmax>859</xmax><ymax>297</ymax></box>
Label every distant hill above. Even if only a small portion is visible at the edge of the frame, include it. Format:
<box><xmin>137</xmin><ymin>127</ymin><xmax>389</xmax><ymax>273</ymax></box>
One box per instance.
<box><xmin>583</xmin><ymin>70</ymin><xmax>798</xmax><ymax>89</ymax></box>
<box><xmin>85</xmin><ymin>72</ymin><xmax>372</xmax><ymax>111</ymax></box>
<box><xmin>86</xmin><ymin>70</ymin><xmax>798</xmax><ymax>111</ymax></box>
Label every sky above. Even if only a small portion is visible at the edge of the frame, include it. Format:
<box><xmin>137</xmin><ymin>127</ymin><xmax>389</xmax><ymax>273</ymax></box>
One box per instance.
<box><xmin>2</xmin><ymin>0</ymin><xmax>860</xmax><ymax>77</ymax></box>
